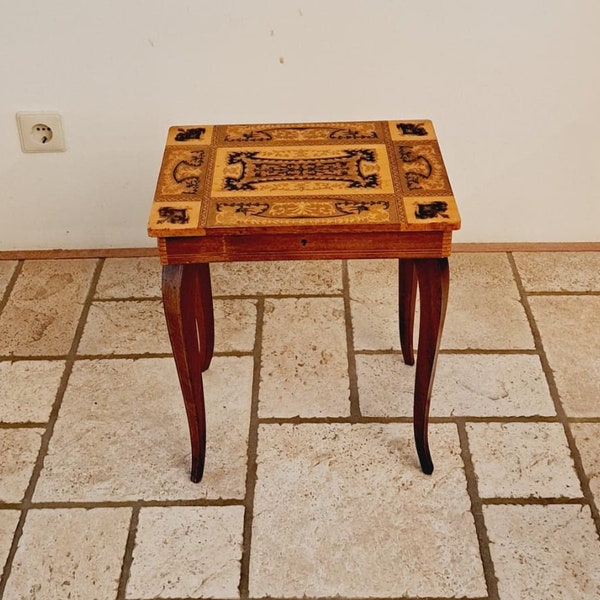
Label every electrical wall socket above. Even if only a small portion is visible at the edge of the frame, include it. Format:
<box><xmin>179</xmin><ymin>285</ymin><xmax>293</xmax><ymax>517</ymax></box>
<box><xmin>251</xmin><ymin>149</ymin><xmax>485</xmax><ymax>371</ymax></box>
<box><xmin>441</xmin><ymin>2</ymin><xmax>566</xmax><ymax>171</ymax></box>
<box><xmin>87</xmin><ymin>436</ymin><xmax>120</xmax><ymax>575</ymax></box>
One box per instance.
<box><xmin>16</xmin><ymin>112</ymin><xmax>66</xmax><ymax>153</ymax></box>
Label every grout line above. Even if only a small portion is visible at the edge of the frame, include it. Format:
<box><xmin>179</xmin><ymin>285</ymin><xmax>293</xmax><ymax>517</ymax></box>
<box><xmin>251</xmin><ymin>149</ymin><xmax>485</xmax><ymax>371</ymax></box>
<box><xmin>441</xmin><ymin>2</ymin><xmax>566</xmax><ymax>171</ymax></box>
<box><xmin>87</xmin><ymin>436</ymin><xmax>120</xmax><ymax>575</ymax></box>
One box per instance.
<box><xmin>74</xmin><ymin>353</ymin><xmax>175</xmax><ymax>360</ymax></box>
<box><xmin>0</xmin><ymin>347</ymin><xmax>545</xmax><ymax>361</ymax></box>
<box><xmin>506</xmin><ymin>252</ymin><xmax>600</xmax><ymax>538</ymax></box>
<box><xmin>0</xmin><ymin>422</ymin><xmax>48</xmax><ymax>429</ymax></box>
<box><xmin>0</xmin><ymin>347</ymin><xmax>539</xmax><ymax>362</ymax></box>
<box><xmin>0</xmin><ymin>352</ymin><xmax>251</xmax><ymax>363</ymax></box>
<box><xmin>214</xmin><ymin>292</ymin><xmax>344</xmax><ymax>301</ymax></box>
<box><xmin>215</xmin><ymin>292</ymin><xmax>343</xmax><ymax>301</ymax></box>
<box><xmin>92</xmin><ymin>296</ymin><xmax>164</xmax><ymax>303</ymax></box>
<box><xmin>0</xmin><ymin>260</ymin><xmax>23</xmax><ymax>318</ymax></box>
<box><xmin>481</xmin><ymin>497</ymin><xmax>587</xmax><ymax>505</ymax></box>
<box><xmin>0</xmin><ymin>355</ymin><xmax>69</xmax><ymax>362</ymax></box>
<box><xmin>526</xmin><ymin>290</ymin><xmax>600</xmax><ymax>296</ymax></box>
<box><xmin>354</xmin><ymin>348</ymin><xmax>540</xmax><ymax>355</ymax></box>
<box><xmin>0</xmin><ymin>258</ymin><xmax>105</xmax><ymax>598</ymax></box>
<box><xmin>72</xmin><ymin>351</ymin><xmax>252</xmax><ymax>361</ymax></box>
<box><xmin>115</xmin><ymin>506</ymin><xmax>140</xmax><ymax>600</ymax></box>
<box><xmin>259</xmin><ymin>416</ymin><xmax>411</xmax><ymax>424</ymax></box>
<box><xmin>0</xmin><ymin>499</ymin><xmax>245</xmax><ymax>510</ymax></box>
<box><xmin>457</xmin><ymin>421</ymin><xmax>500</xmax><ymax>600</ymax></box>
<box><xmin>238</xmin><ymin>297</ymin><xmax>265</xmax><ymax>599</ymax></box>
<box><xmin>78</xmin><ymin>293</ymin><xmax>345</xmax><ymax>303</ymax></box>
<box><xmin>257</xmin><ymin>415</ymin><xmax>561</xmax><ymax>425</ymax></box>
<box><xmin>123</xmin><ymin>596</ymin><xmax>489</xmax><ymax>600</ymax></box>
<box><xmin>342</xmin><ymin>261</ymin><xmax>361</xmax><ymax>417</ymax></box>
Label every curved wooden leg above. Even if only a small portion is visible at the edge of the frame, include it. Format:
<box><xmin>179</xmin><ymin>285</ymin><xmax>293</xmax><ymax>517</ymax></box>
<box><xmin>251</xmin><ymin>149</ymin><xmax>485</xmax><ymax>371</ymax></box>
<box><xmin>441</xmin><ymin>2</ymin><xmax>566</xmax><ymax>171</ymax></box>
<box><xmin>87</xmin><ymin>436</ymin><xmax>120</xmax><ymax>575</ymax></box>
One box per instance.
<box><xmin>194</xmin><ymin>263</ymin><xmax>214</xmax><ymax>372</ymax></box>
<box><xmin>413</xmin><ymin>258</ymin><xmax>449</xmax><ymax>475</ymax></box>
<box><xmin>398</xmin><ymin>258</ymin><xmax>417</xmax><ymax>366</ymax></box>
<box><xmin>162</xmin><ymin>263</ymin><xmax>214</xmax><ymax>483</ymax></box>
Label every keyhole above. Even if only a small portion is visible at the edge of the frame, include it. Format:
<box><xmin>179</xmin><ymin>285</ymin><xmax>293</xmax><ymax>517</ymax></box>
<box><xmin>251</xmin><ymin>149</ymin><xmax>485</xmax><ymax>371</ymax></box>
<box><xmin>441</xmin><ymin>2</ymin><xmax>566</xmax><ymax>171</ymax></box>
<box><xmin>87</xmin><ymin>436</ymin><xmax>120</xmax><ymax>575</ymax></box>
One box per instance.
<box><xmin>301</xmin><ymin>239</ymin><xmax>307</xmax><ymax>246</ymax></box>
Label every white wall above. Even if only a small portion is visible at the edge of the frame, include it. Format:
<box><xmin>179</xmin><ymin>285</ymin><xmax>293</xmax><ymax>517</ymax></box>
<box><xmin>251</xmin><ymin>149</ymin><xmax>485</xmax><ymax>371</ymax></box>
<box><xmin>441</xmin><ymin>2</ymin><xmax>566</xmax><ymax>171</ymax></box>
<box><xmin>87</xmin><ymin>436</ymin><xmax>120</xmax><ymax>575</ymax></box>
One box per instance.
<box><xmin>1</xmin><ymin>0</ymin><xmax>599</xmax><ymax>250</ymax></box>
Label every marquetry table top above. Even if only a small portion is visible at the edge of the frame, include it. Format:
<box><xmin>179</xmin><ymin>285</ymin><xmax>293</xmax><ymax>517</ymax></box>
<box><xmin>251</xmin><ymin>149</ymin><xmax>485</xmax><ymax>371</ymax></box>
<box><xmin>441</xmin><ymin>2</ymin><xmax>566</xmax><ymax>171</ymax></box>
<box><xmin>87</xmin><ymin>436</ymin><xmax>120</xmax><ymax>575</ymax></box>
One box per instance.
<box><xmin>148</xmin><ymin>119</ymin><xmax>460</xmax><ymax>238</ymax></box>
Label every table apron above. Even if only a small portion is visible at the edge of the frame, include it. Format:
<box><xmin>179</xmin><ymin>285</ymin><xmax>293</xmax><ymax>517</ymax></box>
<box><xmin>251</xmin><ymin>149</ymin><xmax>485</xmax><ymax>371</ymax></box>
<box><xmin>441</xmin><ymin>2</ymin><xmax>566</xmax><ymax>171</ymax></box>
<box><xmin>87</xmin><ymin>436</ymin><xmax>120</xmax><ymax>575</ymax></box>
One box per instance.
<box><xmin>158</xmin><ymin>231</ymin><xmax>452</xmax><ymax>264</ymax></box>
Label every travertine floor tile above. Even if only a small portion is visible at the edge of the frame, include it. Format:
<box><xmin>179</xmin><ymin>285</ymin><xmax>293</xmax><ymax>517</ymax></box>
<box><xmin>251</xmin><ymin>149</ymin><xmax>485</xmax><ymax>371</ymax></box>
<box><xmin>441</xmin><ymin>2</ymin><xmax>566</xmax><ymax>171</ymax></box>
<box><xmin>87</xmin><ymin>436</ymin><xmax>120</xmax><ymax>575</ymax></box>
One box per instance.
<box><xmin>443</xmin><ymin>253</ymin><xmax>534</xmax><ymax>349</ymax></box>
<box><xmin>96</xmin><ymin>257</ymin><xmax>161</xmax><ymax>298</ymax></box>
<box><xmin>0</xmin><ymin>259</ymin><xmax>96</xmax><ymax>356</ymax></box>
<box><xmin>529</xmin><ymin>296</ymin><xmax>600</xmax><ymax>416</ymax></box>
<box><xmin>467</xmin><ymin>423</ymin><xmax>581</xmax><ymax>498</ymax></box>
<box><xmin>211</xmin><ymin>260</ymin><xmax>343</xmax><ymax>296</ymax></box>
<box><xmin>0</xmin><ymin>261</ymin><xmax>17</xmax><ymax>296</ymax></box>
<box><xmin>430</xmin><ymin>353</ymin><xmax>555</xmax><ymax>417</ymax></box>
<box><xmin>571</xmin><ymin>423</ymin><xmax>600</xmax><ymax>502</ymax></box>
<box><xmin>348</xmin><ymin>259</ymin><xmax>398</xmax><ymax>350</ymax></box>
<box><xmin>127</xmin><ymin>506</ymin><xmax>244</xmax><ymax>599</ymax></box>
<box><xmin>0</xmin><ymin>360</ymin><xmax>65</xmax><ymax>422</ymax></box>
<box><xmin>78</xmin><ymin>298</ymin><xmax>256</xmax><ymax>355</ymax></box>
<box><xmin>250</xmin><ymin>423</ymin><xmax>486</xmax><ymax>598</ymax></box>
<box><xmin>356</xmin><ymin>354</ymin><xmax>413</xmax><ymax>416</ymax></box>
<box><xmin>349</xmin><ymin>254</ymin><xmax>534</xmax><ymax>350</ymax></box>
<box><xmin>2</xmin><ymin>508</ymin><xmax>130</xmax><ymax>600</ymax></box>
<box><xmin>0</xmin><ymin>510</ymin><xmax>20</xmax><ymax>575</ymax></box>
<box><xmin>78</xmin><ymin>300</ymin><xmax>170</xmax><ymax>355</ymax></box>
<box><xmin>34</xmin><ymin>357</ymin><xmax>252</xmax><ymax>501</ymax></box>
<box><xmin>259</xmin><ymin>297</ymin><xmax>350</xmax><ymax>417</ymax></box>
<box><xmin>514</xmin><ymin>252</ymin><xmax>600</xmax><ymax>291</ymax></box>
<box><xmin>484</xmin><ymin>504</ymin><xmax>600</xmax><ymax>600</ymax></box>
<box><xmin>214</xmin><ymin>299</ymin><xmax>257</xmax><ymax>352</ymax></box>
<box><xmin>357</xmin><ymin>353</ymin><xmax>555</xmax><ymax>417</ymax></box>
<box><xmin>0</xmin><ymin>429</ymin><xmax>43</xmax><ymax>502</ymax></box>
<box><xmin>4</xmin><ymin>252</ymin><xmax>597</xmax><ymax>600</ymax></box>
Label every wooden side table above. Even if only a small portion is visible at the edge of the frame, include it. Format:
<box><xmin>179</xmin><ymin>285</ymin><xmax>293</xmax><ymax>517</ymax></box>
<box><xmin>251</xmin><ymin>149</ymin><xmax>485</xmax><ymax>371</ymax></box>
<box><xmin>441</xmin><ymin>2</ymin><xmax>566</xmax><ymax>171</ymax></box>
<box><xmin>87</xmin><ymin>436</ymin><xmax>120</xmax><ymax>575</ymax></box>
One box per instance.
<box><xmin>148</xmin><ymin>119</ymin><xmax>460</xmax><ymax>483</ymax></box>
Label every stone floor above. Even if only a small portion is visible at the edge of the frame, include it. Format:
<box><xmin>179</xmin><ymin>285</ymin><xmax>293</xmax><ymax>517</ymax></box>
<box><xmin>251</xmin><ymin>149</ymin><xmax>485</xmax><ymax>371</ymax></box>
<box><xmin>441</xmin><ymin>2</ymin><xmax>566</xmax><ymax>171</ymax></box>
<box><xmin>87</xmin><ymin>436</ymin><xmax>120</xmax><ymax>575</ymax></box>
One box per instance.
<box><xmin>0</xmin><ymin>252</ymin><xmax>599</xmax><ymax>600</ymax></box>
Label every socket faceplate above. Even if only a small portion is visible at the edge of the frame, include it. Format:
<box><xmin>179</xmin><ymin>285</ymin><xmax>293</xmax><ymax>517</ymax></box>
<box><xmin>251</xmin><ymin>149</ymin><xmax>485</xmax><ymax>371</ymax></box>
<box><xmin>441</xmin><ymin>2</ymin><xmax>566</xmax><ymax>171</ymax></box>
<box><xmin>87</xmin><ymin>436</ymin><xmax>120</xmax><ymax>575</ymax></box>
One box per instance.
<box><xmin>17</xmin><ymin>112</ymin><xmax>66</xmax><ymax>153</ymax></box>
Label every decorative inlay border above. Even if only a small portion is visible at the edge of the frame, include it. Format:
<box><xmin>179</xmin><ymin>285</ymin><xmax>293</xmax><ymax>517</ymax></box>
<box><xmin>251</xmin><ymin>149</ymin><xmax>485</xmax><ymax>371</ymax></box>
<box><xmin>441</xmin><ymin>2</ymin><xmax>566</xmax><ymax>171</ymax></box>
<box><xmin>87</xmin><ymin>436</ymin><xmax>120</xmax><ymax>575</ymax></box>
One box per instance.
<box><xmin>157</xmin><ymin>149</ymin><xmax>207</xmax><ymax>198</ymax></box>
<box><xmin>148</xmin><ymin>119</ymin><xmax>460</xmax><ymax>235</ymax></box>
<box><xmin>222</xmin><ymin>122</ymin><xmax>381</xmax><ymax>143</ymax></box>
<box><xmin>396</xmin><ymin>142</ymin><xmax>452</xmax><ymax>196</ymax></box>
<box><xmin>212</xmin><ymin>199</ymin><xmax>391</xmax><ymax>227</ymax></box>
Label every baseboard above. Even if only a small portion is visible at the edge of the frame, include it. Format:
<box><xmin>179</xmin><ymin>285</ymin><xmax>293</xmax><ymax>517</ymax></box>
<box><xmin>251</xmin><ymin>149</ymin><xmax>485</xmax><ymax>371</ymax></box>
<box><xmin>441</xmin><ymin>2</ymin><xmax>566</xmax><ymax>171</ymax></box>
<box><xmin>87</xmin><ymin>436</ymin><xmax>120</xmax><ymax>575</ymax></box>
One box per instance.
<box><xmin>0</xmin><ymin>247</ymin><xmax>159</xmax><ymax>260</ymax></box>
<box><xmin>452</xmin><ymin>242</ymin><xmax>600</xmax><ymax>253</ymax></box>
<box><xmin>0</xmin><ymin>242</ymin><xmax>599</xmax><ymax>261</ymax></box>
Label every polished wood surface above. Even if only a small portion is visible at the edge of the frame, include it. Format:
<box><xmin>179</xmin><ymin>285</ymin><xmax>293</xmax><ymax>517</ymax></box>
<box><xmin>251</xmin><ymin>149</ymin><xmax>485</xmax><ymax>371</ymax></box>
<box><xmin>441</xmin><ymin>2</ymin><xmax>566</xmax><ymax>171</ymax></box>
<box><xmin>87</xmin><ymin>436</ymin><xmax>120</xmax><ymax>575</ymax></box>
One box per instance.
<box><xmin>162</xmin><ymin>263</ymin><xmax>214</xmax><ymax>482</ymax></box>
<box><xmin>411</xmin><ymin>257</ymin><xmax>449</xmax><ymax>474</ymax></box>
<box><xmin>158</xmin><ymin>230</ymin><xmax>452</xmax><ymax>265</ymax></box>
<box><xmin>150</xmin><ymin>119</ymin><xmax>460</xmax><ymax>482</ymax></box>
<box><xmin>148</xmin><ymin>119</ymin><xmax>460</xmax><ymax>248</ymax></box>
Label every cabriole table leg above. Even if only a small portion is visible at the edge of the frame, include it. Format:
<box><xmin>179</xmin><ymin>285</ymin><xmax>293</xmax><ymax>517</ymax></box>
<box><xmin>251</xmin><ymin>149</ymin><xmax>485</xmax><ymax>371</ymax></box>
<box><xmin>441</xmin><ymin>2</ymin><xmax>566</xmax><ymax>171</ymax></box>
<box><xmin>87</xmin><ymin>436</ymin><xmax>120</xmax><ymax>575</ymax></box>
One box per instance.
<box><xmin>412</xmin><ymin>257</ymin><xmax>450</xmax><ymax>475</ymax></box>
<box><xmin>162</xmin><ymin>263</ymin><xmax>214</xmax><ymax>483</ymax></box>
<box><xmin>398</xmin><ymin>258</ymin><xmax>418</xmax><ymax>366</ymax></box>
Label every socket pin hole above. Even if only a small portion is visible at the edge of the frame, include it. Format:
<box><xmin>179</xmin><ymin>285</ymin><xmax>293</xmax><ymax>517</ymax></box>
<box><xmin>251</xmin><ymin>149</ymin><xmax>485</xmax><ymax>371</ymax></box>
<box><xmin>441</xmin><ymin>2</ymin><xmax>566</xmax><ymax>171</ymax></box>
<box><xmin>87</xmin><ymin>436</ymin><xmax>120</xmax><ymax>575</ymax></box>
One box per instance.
<box><xmin>31</xmin><ymin>123</ymin><xmax>53</xmax><ymax>144</ymax></box>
